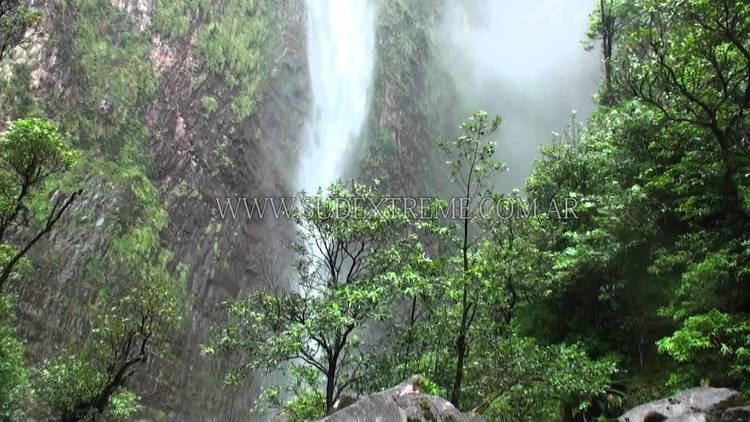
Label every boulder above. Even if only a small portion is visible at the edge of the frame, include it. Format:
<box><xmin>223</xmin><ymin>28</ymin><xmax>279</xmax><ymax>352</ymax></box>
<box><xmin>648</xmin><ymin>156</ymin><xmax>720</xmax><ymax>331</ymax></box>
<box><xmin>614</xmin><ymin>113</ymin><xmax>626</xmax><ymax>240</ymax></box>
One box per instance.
<box><xmin>721</xmin><ymin>406</ymin><xmax>750</xmax><ymax>422</ymax></box>
<box><xmin>619</xmin><ymin>387</ymin><xmax>745</xmax><ymax>422</ymax></box>
<box><xmin>321</xmin><ymin>376</ymin><xmax>483</xmax><ymax>422</ymax></box>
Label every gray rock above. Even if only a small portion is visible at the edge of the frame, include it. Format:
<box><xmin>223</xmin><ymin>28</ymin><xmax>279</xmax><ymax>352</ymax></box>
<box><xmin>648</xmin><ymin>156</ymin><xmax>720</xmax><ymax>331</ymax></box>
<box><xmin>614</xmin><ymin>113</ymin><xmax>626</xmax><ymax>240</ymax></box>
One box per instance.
<box><xmin>721</xmin><ymin>406</ymin><xmax>750</xmax><ymax>422</ymax></box>
<box><xmin>619</xmin><ymin>387</ymin><xmax>742</xmax><ymax>422</ymax></box>
<box><xmin>321</xmin><ymin>376</ymin><xmax>483</xmax><ymax>422</ymax></box>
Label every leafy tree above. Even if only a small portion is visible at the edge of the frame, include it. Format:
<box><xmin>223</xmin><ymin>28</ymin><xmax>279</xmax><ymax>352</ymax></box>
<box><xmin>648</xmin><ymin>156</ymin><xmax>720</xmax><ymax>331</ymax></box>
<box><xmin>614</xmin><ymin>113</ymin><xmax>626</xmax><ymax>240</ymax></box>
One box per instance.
<box><xmin>208</xmin><ymin>182</ymin><xmax>410</xmax><ymax>415</ymax></box>
<box><xmin>469</xmin><ymin>335</ymin><xmax>615</xmax><ymax>420</ymax></box>
<box><xmin>613</xmin><ymin>0</ymin><xmax>750</xmax><ymax>390</ymax></box>
<box><xmin>34</xmin><ymin>252</ymin><xmax>185</xmax><ymax>421</ymax></box>
<box><xmin>657</xmin><ymin>309</ymin><xmax>750</xmax><ymax>390</ymax></box>
<box><xmin>0</xmin><ymin>118</ymin><xmax>80</xmax><ymax>291</ymax></box>
<box><xmin>585</xmin><ymin>0</ymin><xmax>640</xmax><ymax>104</ymax></box>
<box><xmin>350</xmin><ymin>112</ymin><xmax>617</xmax><ymax>417</ymax></box>
<box><xmin>0</xmin><ymin>118</ymin><xmax>81</xmax><ymax>419</ymax></box>
<box><xmin>618</xmin><ymin>0</ymin><xmax>750</xmax><ymax>223</ymax></box>
<box><xmin>522</xmin><ymin>104</ymin><xmax>683</xmax><ymax>413</ymax></box>
<box><xmin>522</xmin><ymin>0</ymin><xmax>750</xmax><ymax>411</ymax></box>
<box><xmin>434</xmin><ymin>111</ymin><xmax>505</xmax><ymax>406</ymax></box>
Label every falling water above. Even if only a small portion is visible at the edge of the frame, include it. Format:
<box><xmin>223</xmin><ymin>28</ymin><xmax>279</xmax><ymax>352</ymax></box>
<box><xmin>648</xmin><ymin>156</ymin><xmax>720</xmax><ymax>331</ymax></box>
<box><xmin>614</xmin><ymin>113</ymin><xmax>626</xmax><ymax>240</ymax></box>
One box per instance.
<box><xmin>297</xmin><ymin>0</ymin><xmax>376</xmax><ymax>193</ymax></box>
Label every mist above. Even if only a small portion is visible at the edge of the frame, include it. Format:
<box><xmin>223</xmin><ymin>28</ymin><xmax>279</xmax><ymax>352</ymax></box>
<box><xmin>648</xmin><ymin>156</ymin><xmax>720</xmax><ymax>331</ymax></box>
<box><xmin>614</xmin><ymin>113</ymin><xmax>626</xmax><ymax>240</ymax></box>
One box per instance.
<box><xmin>438</xmin><ymin>0</ymin><xmax>601</xmax><ymax>191</ymax></box>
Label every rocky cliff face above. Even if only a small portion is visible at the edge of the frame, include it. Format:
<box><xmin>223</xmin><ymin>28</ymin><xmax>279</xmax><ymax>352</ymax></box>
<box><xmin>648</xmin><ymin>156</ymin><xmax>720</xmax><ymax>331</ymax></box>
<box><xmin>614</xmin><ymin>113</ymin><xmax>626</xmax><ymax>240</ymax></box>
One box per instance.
<box><xmin>355</xmin><ymin>0</ymin><xmax>458</xmax><ymax>197</ymax></box>
<box><xmin>8</xmin><ymin>0</ymin><xmax>309</xmax><ymax>419</ymax></box>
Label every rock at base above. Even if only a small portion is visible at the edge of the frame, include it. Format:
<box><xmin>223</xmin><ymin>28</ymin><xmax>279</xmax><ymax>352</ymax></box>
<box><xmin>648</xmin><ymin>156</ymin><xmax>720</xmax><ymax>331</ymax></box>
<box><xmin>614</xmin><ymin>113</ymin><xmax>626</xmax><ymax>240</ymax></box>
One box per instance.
<box><xmin>619</xmin><ymin>387</ymin><xmax>745</xmax><ymax>422</ymax></box>
<box><xmin>321</xmin><ymin>376</ymin><xmax>483</xmax><ymax>422</ymax></box>
<box><xmin>721</xmin><ymin>406</ymin><xmax>750</xmax><ymax>422</ymax></box>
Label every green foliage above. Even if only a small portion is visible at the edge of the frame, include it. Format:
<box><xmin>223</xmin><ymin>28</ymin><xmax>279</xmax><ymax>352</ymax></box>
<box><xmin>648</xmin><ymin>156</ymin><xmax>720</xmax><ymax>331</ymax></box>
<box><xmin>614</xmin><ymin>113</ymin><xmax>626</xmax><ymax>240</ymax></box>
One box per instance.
<box><xmin>54</xmin><ymin>0</ymin><xmax>155</xmax><ymax>159</ymax></box>
<box><xmin>0</xmin><ymin>118</ymin><xmax>79</xmax><ymax>290</ymax></box>
<box><xmin>658</xmin><ymin>310</ymin><xmax>750</xmax><ymax>392</ymax></box>
<box><xmin>201</xmin><ymin>95</ymin><xmax>218</xmax><ymax>113</ymax></box>
<box><xmin>34</xmin><ymin>253</ymin><xmax>184</xmax><ymax>419</ymax></box>
<box><xmin>470</xmin><ymin>335</ymin><xmax>616</xmax><ymax>420</ymax></box>
<box><xmin>437</xmin><ymin>111</ymin><xmax>505</xmax><ymax>190</ymax></box>
<box><xmin>35</xmin><ymin>355</ymin><xmax>141</xmax><ymax>421</ymax></box>
<box><xmin>154</xmin><ymin>0</ymin><xmax>273</xmax><ymax>120</ymax></box>
<box><xmin>196</xmin><ymin>0</ymin><xmax>269</xmax><ymax>121</ymax></box>
<box><xmin>14</xmin><ymin>148</ymin><xmax>186</xmax><ymax>419</ymax></box>
<box><xmin>209</xmin><ymin>181</ymin><xmax>411</xmax><ymax>415</ymax></box>
<box><xmin>614</xmin><ymin>0</ymin><xmax>750</xmax><ymax>391</ymax></box>
<box><xmin>519</xmin><ymin>0</ymin><xmax>750</xmax><ymax>416</ymax></box>
<box><xmin>0</xmin><ymin>0</ymin><xmax>187</xmax><ymax>419</ymax></box>
<box><xmin>354</xmin><ymin>111</ymin><xmax>615</xmax><ymax>417</ymax></box>
<box><xmin>152</xmin><ymin>0</ymin><xmax>189</xmax><ymax>39</ymax></box>
<box><xmin>107</xmin><ymin>390</ymin><xmax>140</xmax><ymax>419</ymax></box>
<box><xmin>0</xmin><ymin>118</ymin><xmax>78</xmax><ymax>186</ymax></box>
<box><xmin>35</xmin><ymin>354</ymin><xmax>107</xmax><ymax>414</ymax></box>
<box><xmin>0</xmin><ymin>0</ymin><xmax>40</xmax><ymax>64</ymax></box>
<box><xmin>434</xmin><ymin>111</ymin><xmax>507</xmax><ymax>407</ymax></box>
<box><xmin>0</xmin><ymin>295</ymin><xmax>27</xmax><ymax>419</ymax></box>
<box><xmin>3</xmin><ymin>122</ymin><xmax>183</xmax><ymax>419</ymax></box>
<box><xmin>284</xmin><ymin>389</ymin><xmax>326</xmax><ymax>422</ymax></box>
<box><xmin>0</xmin><ymin>64</ymin><xmax>41</xmax><ymax>119</ymax></box>
<box><xmin>1</xmin><ymin>0</ymin><xmax>746</xmax><ymax>420</ymax></box>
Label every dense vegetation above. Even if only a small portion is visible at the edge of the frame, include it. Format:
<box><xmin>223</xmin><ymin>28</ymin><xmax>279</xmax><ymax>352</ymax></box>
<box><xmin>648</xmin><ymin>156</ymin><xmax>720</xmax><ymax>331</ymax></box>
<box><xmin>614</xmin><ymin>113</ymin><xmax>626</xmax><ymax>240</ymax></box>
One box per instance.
<box><xmin>0</xmin><ymin>0</ymin><xmax>747</xmax><ymax>420</ymax></box>
<box><xmin>211</xmin><ymin>0</ymin><xmax>750</xmax><ymax>420</ymax></box>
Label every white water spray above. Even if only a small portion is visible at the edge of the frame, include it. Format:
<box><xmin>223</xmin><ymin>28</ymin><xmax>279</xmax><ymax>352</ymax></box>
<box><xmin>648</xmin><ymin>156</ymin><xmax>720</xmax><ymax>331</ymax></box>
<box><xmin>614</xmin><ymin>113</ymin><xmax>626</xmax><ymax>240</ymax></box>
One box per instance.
<box><xmin>297</xmin><ymin>0</ymin><xmax>376</xmax><ymax>193</ymax></box>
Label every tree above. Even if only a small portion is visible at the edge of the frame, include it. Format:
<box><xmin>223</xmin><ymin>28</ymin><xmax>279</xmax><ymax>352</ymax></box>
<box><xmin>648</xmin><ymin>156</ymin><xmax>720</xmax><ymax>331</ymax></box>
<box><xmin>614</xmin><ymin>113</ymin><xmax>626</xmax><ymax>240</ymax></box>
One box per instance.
<box><xmin>619</xmin><ymin>0</ymin><xmax>750</xmax><ymax>223</ymax></box>
<box><xmin>520</xmin><ymin>0</ymin><xmax>750</xmax><ymax>410</ymax></box>
<box><xmin>613</xmin><ymin>0</ymin><xmax>750</xmax><ymax>390</ymax></box>
<box><xmin>585</xmin><ymin>0</ymin><xmax>640</xmax><ymax>104</ymax></box>
<box><xmin>34</xmin><ymin>252</ymin><xmax>185</xmax><ymax>421</ymax></box>
<box><xmin>434</xmin><ymin>111</ymin><xmax>504</xmax><ymax>406</ymax></box>
<box><xmin>0</xmin><ymin>119</ymin><xmax>79</xmax><ymax>417</ymax></box>
<box><xmin>208</xmin><ymin>182</ymin><xmax>410</xmax><ymax>415</ymax></box>
<box><xmin>0</xmin><ymin>118</ymin><xmax>80</xmax><ymax>291</ymax></box>
<box><xmin>468</xmin><ymin>335</ymin><xmax>615</xmax><ymax>420</ymax></box>
<box><xmin>350</xmin><ymin>116</ymin><xmax>617</xmax><ymax>417</ymax></box>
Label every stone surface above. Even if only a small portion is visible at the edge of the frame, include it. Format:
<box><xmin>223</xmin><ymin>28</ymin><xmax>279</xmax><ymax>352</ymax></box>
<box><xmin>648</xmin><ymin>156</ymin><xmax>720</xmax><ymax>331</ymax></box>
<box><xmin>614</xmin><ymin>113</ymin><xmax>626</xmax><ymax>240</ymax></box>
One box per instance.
<box><xmin>619</xmin><ymin>388</ymin><xmax>744</xmax><ymax>422</ymax></box>
<box><xmin>12</xmin><ymin>0</ymin><xmax>309</xmax><ymax>419</ymax></box>
<box><xmin>721</xmin><ymin>406</ymin><xmax>750</xmax><ymax>422</ymax></box>
<box><xmin>321</xmin><ymin>376</ymin><xmax>483</xmax><ymax>422</ymax></box>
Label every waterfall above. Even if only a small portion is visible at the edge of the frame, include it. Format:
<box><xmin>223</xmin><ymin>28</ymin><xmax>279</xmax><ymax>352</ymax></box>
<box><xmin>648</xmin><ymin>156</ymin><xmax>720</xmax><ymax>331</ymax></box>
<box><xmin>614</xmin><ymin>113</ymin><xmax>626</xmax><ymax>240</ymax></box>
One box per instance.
<box><xmin>297</xmin><ymin>0</ymin><xmax>376</xmax><ymax>193</ymax></box>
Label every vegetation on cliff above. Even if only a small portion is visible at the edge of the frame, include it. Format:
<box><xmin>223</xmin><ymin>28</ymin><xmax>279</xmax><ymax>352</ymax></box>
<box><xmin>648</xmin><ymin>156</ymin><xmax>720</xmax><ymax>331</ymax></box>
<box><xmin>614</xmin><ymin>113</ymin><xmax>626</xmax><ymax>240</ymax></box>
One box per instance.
<box><xmin>0</xmin><ymin>0</ymin><xmax>186</xmax><ymax>418</ymax></box>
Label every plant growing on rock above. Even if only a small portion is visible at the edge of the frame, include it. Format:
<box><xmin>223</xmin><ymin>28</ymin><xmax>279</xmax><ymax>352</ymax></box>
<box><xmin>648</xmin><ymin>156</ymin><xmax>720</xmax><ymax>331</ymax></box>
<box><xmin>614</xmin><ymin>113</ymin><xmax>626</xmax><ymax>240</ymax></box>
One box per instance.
<box><xmin>0</xmin><ymin>0</ymin><xmax>40</xmax><ymax>64</ymax></box>
<box><xmin>33</xmin><ymin>252</ymin><xmax>185</xmax><ymax>421</ymax></box>
<box><xmin>0</xmin><ymin>118</ymin><xmax>80</xmax><ymax>291</ymax></box>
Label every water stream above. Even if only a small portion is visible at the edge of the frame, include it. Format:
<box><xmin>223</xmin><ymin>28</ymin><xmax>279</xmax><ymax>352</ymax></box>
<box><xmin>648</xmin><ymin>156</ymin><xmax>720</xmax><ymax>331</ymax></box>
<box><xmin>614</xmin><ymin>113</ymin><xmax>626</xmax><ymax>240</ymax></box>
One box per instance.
<box><xmin>296</xmin><ymin>0</ymin><xmax>376</xmax><ymax>193</ymax></box>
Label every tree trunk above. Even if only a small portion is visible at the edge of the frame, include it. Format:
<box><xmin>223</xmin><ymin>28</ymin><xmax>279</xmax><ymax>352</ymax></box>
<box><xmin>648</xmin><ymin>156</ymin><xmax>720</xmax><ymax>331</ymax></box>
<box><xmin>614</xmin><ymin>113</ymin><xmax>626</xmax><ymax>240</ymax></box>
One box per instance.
<box><xmin>714</xmin><ymin>129</ymin><xmax>745</xmax><ymax>222</ymax></box>
<box><xmin>451</xmin><ymin>195</ymin><xmax>472</xmax><ymax>407</ymax></box>
<box><xmin>450</xmin><ymin>331</ymin><xmax>467</xmax><ymax>406</ymax></box>
<box><xmin>325</xmin><ymin>361</ymin><xmax>337</xmax><ymax>414</ymax></box>
<box><xmin>599</xmin><ymin>0</ymin><xmax>616</xmax><ymax>105</ymax></box>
